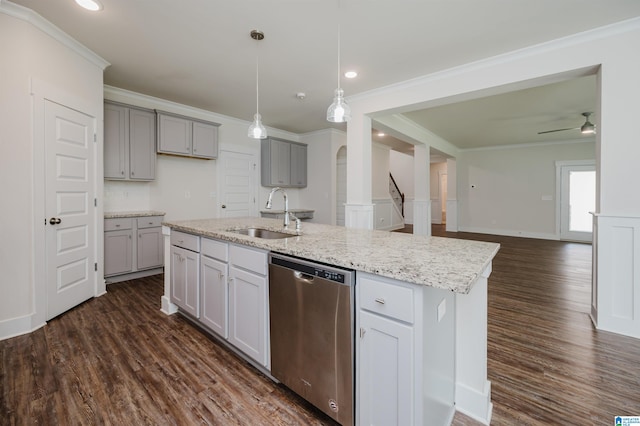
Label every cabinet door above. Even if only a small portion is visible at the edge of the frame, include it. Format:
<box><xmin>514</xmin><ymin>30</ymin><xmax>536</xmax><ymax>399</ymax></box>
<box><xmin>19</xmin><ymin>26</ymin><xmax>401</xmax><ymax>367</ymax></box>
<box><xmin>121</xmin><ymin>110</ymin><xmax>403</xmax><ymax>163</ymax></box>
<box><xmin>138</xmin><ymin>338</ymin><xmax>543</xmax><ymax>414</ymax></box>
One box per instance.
<box><xmin>137</xmin><ymin>227</ymin><xmax>163</xmax><ymax>270</ymax></box>
<box><xmin>158</xmin><ymin>114</ymin><xmax>191</xmax><ymax>155</ymax></box>
<box><xmin>129</xmin><ymin>108</ymin><xmax>156</xmax><ymax>180</ymax></box>
<box><xmin>192</xmin><ymin>121</ymin><xmax>218</xmax><ymax>159</ymax></box>
<box><xmin>270</xmin><ymin>139</ymin><xmax>291</xmax><ymax>186</ymax></box>
<box><xmin>290</xmin><ymin>143</ymin><xmax>307</xmax><ymax>187</ymax></box>
<box><xmin>104</xmin><ymin>229</ymin><xmax>133</xmax><ymax>276</ymax></box>
<box><xmin>170</xmin><ymin>246</ymin><xmax>200</xmax><ymax>317</ymax></box>
<box><xmin>201</xmin><ymin>256</ymin><xmax>228</xmax><ymax>337</ymax></box>
<box><xmin>358</xmin><ymin>310</ymin><xmax>413</xmax><ymax>426</ymax></box>
<box><xmin>104</xmin><ymin>103</ymin><xmax>128</xmax><ymax>179</ymax></box>
<box><xmin>228</xmin><ymin>265</ymin><xmax>267</xmax><ymax>366</ymax></box>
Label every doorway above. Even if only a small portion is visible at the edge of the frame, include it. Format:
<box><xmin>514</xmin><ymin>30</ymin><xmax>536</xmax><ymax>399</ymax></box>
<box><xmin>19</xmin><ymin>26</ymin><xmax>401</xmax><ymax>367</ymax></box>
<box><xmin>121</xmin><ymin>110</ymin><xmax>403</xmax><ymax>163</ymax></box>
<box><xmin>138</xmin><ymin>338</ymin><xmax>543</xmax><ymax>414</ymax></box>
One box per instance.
<box><xmin>557</xmin><ymin>160</ymin><xmax>596</xmax><ymax>242</ymax></box>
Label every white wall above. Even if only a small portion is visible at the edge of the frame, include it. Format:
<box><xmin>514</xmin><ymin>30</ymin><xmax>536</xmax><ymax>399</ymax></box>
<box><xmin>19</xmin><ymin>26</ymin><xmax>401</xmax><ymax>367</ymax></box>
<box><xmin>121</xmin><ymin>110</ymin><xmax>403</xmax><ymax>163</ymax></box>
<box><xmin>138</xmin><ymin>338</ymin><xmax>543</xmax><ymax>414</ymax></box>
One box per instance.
<box><xmin>457</xmin><ymin>140</ymin><xmax>595</xmax><ymax>239</ymax></box>
<box><xmin>103</xmin><ymin>86</ymin><xmax>302</xmax><ymax>222</ymax></box>
<box><xmin>299</xmin><ymin>129</ymin><xmax>345</xmax><ymax>225</ymax></box>
<box><xmin>0</xmin><ymin>7</ymin><xmax>105</xmax><ymax>334</ymax></box>
<box><xmin>390</xmin><ymin>150</ymin><xmax>415</xmax><ymax>199</ymax></box>
<box><xmin>372</xmin><ymin>142</ymin><xmax>391</xmax><ymax>199</ymax></box>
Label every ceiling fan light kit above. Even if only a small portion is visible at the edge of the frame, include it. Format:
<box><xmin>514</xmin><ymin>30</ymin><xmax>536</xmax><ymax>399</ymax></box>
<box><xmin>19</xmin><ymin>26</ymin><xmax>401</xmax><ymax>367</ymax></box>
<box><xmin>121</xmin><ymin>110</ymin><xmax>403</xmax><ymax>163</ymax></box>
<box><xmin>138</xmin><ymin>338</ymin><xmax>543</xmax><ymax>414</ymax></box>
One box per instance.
<box><xmin>538</xmin><ymin>112</ymin><xmax>596</xmax><ymax>135</ymax></box>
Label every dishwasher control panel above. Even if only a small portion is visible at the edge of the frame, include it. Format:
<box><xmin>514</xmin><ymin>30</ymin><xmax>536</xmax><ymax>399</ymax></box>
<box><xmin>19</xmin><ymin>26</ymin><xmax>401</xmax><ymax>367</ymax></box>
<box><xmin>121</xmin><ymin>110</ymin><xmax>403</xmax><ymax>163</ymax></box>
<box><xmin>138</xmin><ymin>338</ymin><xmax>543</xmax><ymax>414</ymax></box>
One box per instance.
<box><xmin>270</xmin><ymin>254</ymin><xmax>352</xmax><ymax>285</ymax></box>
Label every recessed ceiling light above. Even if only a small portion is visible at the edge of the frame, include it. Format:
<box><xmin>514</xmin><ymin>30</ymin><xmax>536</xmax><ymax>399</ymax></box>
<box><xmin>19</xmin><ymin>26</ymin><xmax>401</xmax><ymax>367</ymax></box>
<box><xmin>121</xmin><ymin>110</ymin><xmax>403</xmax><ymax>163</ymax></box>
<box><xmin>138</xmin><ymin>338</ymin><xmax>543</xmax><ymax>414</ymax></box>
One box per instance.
<box><xmin>344</xmin><ymin>71</ymin><xmax>358</xmax><ymax>79</ymax></box>
<box><xmin>377</xmin><ymin>132</ymin><xmax>385</xmax><ymax>137</ymax></box>
<box><xmin>75</xmin><ymin>0</ymin><xmax>103</xmax><ymax>11</ymax></box>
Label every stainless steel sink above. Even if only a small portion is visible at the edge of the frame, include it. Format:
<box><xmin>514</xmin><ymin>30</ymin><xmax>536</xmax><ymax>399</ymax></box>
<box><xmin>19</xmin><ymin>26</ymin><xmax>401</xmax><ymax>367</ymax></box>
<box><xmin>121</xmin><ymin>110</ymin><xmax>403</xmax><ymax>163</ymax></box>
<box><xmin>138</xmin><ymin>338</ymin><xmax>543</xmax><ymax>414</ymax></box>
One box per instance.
<box><xmin>229</xmin><ymin>227</ymin><xmax>295</xmax><ymax>239</ymax></box>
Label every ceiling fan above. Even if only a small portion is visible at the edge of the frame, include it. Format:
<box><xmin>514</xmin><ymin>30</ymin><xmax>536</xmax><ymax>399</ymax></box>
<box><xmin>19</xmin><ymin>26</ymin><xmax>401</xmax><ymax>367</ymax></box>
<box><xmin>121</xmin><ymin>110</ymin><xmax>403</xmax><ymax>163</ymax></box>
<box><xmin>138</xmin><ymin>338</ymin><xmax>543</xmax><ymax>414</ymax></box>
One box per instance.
<box><xmin>538</xmin><ymin>112</ymin><xmax>596</xmax><ymax>135</ymax></box>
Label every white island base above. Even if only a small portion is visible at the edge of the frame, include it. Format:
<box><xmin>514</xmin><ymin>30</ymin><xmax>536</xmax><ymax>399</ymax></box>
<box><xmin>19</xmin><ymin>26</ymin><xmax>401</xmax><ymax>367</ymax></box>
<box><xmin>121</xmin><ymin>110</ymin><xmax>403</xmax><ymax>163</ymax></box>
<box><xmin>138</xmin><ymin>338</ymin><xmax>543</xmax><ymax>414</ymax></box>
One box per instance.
<box><xmin>159</xmin><ymin>219</ymin><xmax>497</xmax><ymax>426</ymax></box>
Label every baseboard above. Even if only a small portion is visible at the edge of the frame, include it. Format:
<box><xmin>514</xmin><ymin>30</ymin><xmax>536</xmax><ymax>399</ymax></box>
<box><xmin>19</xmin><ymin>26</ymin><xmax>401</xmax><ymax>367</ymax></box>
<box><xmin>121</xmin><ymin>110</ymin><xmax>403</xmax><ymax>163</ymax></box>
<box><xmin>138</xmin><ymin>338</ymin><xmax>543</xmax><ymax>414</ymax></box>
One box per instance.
<box><xmin>105</xmin><ymin>267</ymin><xmax>163</xmax><ymax>284</ymax></box>
<box><xmin>455</xmin><ymin>380</ymin><xmax>493</xmax><ymax>425</ymax></box>
<box><xmin>458</xmin><ymin>226</ymin><xmax>559</xmax><ymax>241</ymax></box>
<box><xmin>0</xmin><ymin>314</ymin><xmax>46</xmax><ymax>341</ymax></box>
<box><xmin>161</xmin><ymin>296</ymin><xmax>178</xmax><ymax>315</ymax></box>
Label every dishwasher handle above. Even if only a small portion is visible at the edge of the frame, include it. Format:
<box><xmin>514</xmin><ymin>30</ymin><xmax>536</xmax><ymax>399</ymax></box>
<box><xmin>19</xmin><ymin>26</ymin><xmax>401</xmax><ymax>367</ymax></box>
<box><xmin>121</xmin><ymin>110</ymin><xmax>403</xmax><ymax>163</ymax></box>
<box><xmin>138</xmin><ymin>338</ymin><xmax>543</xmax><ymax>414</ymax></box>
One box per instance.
<box><xmin>294</xmin><ymin>270</ymin><xmax>315</xmax><ymax>283</ymax></box>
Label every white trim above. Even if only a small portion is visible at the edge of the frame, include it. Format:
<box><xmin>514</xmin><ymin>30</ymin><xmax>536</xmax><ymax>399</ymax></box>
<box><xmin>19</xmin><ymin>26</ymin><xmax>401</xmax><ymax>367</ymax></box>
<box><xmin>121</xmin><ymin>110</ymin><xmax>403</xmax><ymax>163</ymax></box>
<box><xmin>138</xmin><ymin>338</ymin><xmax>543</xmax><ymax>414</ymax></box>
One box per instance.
<box><xmin>458</xmin><ymin>226</ymin><xmax>559</xmax><ymax>241</ymax></box>
<box><xmin>0</xmin><ymin>314</ymin><xmax>46</xmax><ymax>341</ymax></box>
<box><xmin>0</xmin><ymin>1</ymin><xmax>109</xmax><ymax>70</ymax></box>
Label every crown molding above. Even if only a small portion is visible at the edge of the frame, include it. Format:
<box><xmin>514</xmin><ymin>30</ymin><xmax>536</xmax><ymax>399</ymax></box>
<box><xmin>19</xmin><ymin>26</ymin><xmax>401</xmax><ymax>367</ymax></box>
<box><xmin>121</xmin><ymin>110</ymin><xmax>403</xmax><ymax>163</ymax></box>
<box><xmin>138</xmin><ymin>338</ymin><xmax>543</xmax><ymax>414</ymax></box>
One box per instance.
<box><xmin>0</xmin><ymin>0</ymin><xmax>109</xmax><ymax>70</ymax></box>
<box><xmin>459</xmin><ymin>136</ymin><xmax>595</xmax><ymax>152</ymax></box>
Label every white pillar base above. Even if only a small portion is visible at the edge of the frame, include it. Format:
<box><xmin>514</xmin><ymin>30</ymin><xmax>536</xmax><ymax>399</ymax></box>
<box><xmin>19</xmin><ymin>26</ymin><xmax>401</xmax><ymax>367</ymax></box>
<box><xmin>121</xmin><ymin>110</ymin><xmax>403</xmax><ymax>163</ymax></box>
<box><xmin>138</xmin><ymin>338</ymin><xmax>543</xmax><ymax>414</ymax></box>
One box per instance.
<box><xmin>345</xmin><ymin>204</ymin><xmax>374</xmax><ymax>229</ymax></box>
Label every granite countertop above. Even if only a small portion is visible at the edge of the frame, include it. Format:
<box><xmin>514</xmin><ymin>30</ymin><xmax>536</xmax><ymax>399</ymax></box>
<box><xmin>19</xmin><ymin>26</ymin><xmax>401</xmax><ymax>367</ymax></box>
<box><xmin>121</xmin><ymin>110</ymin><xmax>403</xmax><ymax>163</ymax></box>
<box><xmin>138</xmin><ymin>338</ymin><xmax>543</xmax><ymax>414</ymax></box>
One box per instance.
<box><xmin>163</xmin><ymin>217</ymin><xmax>499</xmax><ymax>294</ymax></box>
<box><xmin>105</xmin><ymin>210</ymin><xmax>166</xmax><ymax>219</ymax></box>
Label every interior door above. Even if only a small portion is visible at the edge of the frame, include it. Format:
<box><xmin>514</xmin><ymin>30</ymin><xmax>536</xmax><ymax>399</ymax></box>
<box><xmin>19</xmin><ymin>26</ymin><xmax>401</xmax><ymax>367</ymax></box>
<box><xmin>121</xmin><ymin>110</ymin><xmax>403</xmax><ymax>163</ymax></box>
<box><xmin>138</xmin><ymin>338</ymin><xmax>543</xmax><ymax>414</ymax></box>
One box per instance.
<box><xmin>218</xmin><ymin>150</ymin><xmax>257</xmax><ymax>217</ymax></box>
<box><xmin>559</xmin><ymin>163</ymin><xmax>596</xmax><ymax>242</ymax></box>
<box><xmin>45</xmin><ymin>100</ymin><xmax>96</xmax><ymax>320</ymax></box>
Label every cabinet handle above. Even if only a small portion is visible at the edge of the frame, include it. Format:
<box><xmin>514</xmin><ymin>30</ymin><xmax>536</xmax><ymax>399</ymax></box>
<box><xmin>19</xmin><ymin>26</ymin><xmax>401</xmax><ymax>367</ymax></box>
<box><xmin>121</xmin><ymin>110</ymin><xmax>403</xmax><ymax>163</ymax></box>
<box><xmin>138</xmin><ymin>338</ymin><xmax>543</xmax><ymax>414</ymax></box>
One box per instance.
<box><xmin>360</xmin><ymin>327</ymin><xmax>366</xmax><ymax>338</ymax></box>
<box><xmin>139</xmin><ymin>234</ymin><xmax>141</xmax><ymax>238</ymax></box>
<box><xmin>131</xmin><ymin>171</ymin><xmax>135</xmax><ymax>176</ymax></box>
<box><xmin>375</xmin><ymin>298</ymin><xmax>386</xmax><ymax>305</ymax></box>
<box><xmin>129</xmin><ymin>235</ymin><xmax>132</xmax><ymax>239</ymax></box>
<box><xmin>121</xmin><ymin>170</ymin><xmax>125</xmax><ymax>175</ymax></box>
<box><xmin>115</xmin><ymin>224</ymin><xmax>121</xmax><ymax>227</ymax></box>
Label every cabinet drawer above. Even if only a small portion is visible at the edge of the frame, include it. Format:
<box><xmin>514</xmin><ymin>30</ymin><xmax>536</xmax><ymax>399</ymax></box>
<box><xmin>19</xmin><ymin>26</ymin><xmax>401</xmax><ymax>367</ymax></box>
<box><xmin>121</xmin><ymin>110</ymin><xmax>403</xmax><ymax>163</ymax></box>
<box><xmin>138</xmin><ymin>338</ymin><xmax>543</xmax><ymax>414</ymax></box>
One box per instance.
<box><xmin>360</xmin><ymin>276</ymin><xmax>414</xmax><ymax>323</ymax></box>
<box><xmin>201</xmin><ymin>237</ymin><xmax>228</xmax><ymax>262</ymax></box>
<box><xmin>229</xmin><ymin>244</ymin><xmax>267</xmax><ymax>275</ymax></box>
<box><xmin>104</xmin><ymin>217</ymin><xmax>133</xmax><ymax>231</ymax></box>
<box><xmin>137</xmin><ymin>216</ymin><xmax>163</xmax><ymax>229</ymax></box>
<box><xmin>171</xmin><ymin>230</ymin><xmax>200</xmax><ymax>252</ymax></box>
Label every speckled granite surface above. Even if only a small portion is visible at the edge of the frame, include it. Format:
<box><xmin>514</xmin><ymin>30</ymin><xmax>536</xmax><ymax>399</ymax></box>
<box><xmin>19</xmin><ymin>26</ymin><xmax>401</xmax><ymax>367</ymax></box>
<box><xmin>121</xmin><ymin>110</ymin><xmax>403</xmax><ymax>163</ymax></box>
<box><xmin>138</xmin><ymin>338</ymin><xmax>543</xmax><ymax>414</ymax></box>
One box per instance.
<box><xmin>105</xmin><ymin>211</ymin><xmax>166</xmax><ymax>219</ymax></box>
<box><xmin>163</xmin><ymin>217</ymin><xmax>499</xmax><ymax>294</ymax></box>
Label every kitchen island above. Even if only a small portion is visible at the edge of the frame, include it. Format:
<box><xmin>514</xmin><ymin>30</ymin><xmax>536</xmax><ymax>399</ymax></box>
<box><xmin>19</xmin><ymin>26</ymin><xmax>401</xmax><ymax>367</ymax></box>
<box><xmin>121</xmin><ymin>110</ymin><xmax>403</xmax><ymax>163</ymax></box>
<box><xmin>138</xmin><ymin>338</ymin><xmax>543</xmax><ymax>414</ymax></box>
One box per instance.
<box><xmin>161</xmin><ymin>217</ymin><xmax>499</xmax><ymax>425</ymax></box>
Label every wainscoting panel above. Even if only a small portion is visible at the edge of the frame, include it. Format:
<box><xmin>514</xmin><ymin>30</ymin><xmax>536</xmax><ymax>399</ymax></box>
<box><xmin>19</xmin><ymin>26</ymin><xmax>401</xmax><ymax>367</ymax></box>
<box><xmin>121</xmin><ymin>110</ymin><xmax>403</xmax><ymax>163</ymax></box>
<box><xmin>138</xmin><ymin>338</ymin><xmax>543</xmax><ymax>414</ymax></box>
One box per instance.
<box><xmin>372</xmin><ymin>198</ymin><xmax>404</xmax><ymax>231</ymax></box>
<box><xmin>593</xmin><ymin>214</ymin><xmax>640</xmax><ymax>338</ymax></box>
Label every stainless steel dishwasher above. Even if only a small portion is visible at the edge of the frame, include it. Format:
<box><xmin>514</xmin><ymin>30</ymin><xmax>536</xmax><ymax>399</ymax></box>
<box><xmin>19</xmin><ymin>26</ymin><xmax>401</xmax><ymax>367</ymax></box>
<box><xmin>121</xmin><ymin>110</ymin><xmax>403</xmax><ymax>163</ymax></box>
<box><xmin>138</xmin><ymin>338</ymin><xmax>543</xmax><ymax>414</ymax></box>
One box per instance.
<box><xmin>269</xmin><ymin>253</ymin><xmax>354</xmax><ymax>426</ymax></box>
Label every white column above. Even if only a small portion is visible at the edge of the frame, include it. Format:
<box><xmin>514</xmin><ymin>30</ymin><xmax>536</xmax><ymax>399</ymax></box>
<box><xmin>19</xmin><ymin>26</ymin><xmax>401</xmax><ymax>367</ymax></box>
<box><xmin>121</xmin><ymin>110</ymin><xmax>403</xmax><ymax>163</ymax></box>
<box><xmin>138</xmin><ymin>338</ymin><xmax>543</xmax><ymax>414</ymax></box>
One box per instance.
<box><xmin>413</xmin><ymin>144</ymin><xmax>431</xmax><ymax>235</ymax></box>
<box><xmin>345</xmin><ymin>112</ymin><xmax>374</xmax><ymax>229</ymax></box>
<box><xmin>446</xmin><ymin>158</ymin><xmax>458</xmax><ymax>232</ymax></box>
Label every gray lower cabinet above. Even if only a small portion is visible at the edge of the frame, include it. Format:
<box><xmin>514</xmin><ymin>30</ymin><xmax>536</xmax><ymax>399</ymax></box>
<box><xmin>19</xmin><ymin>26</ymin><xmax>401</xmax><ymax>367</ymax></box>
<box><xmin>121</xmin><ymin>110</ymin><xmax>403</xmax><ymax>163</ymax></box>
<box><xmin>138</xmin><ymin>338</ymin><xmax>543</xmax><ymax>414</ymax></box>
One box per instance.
<box><xmin>261</xmin><ymin>137</ymin><xmax>307</xmax><ymax>187</ymax></box>
<box><xmin>104</xmin><ymin>216</ymin><xmax>164</xmax><ymax>280</ymax></box>
<box><xmin>104</xmin><ymin>101</ymin><xmax>156</xmax><ymax>181</ymax></box>
<box><xmin>156</xmin><ymin>111</ymin><xmax>220</xmax><ymax>159</ymax></box>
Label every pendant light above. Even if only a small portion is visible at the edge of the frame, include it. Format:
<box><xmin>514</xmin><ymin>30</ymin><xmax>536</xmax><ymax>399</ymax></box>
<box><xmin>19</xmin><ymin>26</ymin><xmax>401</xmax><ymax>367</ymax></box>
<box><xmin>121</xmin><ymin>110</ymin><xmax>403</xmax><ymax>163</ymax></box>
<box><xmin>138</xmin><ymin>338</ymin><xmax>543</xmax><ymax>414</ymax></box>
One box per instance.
<box><xmin>580</xmin><ymin>112</ymin><xmax>596</xmax><ymax>134</ymax></box>
<box><xmin>326</xmin><ymin>4</ymin><xmax>351</xmax><ymax>123</ymax></box>
<box><xmin>248</xmin><ymin>30</ymin><xmax>267</xmax><ymax>139</ymax></box>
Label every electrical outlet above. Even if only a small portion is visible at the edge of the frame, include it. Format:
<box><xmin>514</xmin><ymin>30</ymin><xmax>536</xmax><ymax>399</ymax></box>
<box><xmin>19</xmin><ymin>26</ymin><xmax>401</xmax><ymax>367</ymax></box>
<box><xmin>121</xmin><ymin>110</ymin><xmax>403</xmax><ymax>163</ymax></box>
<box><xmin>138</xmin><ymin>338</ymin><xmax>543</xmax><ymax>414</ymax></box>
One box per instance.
<box><xmin>185</xmin><ymin>191</ymin><xmax>191</xmax><ymax>199</ymax></box>
<box><xmin>437</xmin><ymin>299</ymin><xmax>446</xmax><ymax>322</ymax></box>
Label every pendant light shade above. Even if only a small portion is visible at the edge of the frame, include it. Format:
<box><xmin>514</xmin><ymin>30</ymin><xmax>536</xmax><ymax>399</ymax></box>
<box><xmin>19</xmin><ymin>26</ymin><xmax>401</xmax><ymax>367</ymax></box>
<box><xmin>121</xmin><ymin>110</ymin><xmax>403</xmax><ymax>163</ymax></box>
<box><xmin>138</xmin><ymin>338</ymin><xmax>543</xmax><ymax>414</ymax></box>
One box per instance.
<box><xmin>248</xmin><ymin>113</ymin><xmax>267</xmax><ymax>139</ymax></box>
<box><xmin>327</xmin><ymin>88</ymin><xmax>351</xmax><ymax>122</ymax></box>
<box><xmin>249</xmin><ymin>30</ymin><xmax>267</xmax><ymax>139</ymax></box>
<box><xmin>327</xmin><ymin>4</ymin><xmax>350</xmax><ymax>123</ymax></box>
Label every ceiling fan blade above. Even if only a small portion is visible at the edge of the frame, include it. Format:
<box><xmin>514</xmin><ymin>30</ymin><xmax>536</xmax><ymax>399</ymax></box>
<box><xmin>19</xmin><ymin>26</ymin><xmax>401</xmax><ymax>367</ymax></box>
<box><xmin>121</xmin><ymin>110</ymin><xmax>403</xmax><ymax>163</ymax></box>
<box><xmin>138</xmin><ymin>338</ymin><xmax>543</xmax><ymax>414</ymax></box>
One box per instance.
<box><xmin>537</xmin><ymin>127</ymin><xmax>580</xmax><ymax>135</ymax></box>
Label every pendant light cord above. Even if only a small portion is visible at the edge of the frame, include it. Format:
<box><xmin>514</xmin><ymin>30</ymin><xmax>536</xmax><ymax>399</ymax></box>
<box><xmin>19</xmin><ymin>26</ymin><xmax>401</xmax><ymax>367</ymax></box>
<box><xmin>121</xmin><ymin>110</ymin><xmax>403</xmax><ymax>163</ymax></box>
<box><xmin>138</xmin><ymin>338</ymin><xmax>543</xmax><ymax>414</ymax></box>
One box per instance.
<box><xmin>256</xmin><ymin>44</ymin><xmax>260</xmax><ymax>115</ymax></box>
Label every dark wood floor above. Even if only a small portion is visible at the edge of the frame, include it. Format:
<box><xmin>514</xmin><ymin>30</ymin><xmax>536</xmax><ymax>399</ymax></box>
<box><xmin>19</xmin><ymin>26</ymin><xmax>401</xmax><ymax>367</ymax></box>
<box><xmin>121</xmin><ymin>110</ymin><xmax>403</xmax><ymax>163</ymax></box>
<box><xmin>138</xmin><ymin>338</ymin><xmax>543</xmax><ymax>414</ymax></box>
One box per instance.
<box><xmin>2</xmin><ymin>226</ymin><xmax>640</xmax><ymax>425</ymax></box>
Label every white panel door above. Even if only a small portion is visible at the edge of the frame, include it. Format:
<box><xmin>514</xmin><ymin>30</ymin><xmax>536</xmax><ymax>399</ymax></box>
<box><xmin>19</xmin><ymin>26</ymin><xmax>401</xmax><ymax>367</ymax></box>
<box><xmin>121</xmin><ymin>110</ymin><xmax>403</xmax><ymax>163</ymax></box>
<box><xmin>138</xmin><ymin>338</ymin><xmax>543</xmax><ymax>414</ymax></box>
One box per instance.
<box><xmin>218</xmin><ymin>150</ymin><xmax>257</xmax><ymax>218</ymax></box>
<box><xmin>45</xmin><ymin>100</ymin><xmax>96</xmax><ymax>320</ymax></box>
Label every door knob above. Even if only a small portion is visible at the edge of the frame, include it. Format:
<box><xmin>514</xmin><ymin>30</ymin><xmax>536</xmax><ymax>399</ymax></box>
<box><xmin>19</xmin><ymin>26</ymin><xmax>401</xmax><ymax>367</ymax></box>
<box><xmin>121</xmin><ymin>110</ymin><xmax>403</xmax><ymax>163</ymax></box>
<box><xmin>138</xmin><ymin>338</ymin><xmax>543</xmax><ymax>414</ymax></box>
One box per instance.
<box><xmin>221</xmin><ymin>205</ymin><xmax>226</xmax><ymax>209</ymax></box>
<box><xmin>49</xmin><ymin>217</ymin><xmax>61</xmax><ymax>225</ymax></box>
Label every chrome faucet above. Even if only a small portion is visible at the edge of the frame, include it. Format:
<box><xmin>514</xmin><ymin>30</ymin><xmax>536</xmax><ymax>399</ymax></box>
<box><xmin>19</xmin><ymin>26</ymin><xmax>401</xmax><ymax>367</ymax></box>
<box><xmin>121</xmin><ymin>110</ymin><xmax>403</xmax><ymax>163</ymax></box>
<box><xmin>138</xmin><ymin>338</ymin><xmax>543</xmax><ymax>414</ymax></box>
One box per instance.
<box><xmin>265</xmin><ymin>187</ymin><xmax>301</xmax><ymax>233</ymax></box>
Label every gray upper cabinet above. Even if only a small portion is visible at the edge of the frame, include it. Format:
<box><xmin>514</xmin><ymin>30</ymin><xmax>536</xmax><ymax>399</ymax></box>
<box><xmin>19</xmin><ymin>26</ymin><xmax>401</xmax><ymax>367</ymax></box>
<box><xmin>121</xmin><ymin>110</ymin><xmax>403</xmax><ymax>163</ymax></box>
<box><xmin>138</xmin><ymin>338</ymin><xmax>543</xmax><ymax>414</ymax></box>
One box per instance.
<box><xmin>156</xmin><ymin>111</ymin><xmax>220</xmax><ymax>159</ymax></box>
<box><xmin>104</xmin><ymin>101</ymin><xmax>156</xmax><ymax>181</ymax></box>
<box><xmin>261</xmin><ymin>137</ymin><xmax>307</xmax><ymax>187</ymax></box>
